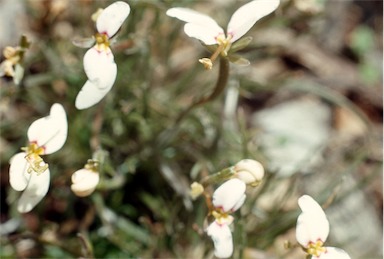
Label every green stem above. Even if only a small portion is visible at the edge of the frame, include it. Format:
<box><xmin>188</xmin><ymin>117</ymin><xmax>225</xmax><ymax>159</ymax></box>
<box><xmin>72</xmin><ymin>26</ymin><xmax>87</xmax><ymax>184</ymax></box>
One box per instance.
<box><xmin>175</xmin><ymin>57</ymin><xmax>230</xmax><ymax>124</ymax></box>
<box><xmin>77</xmin><ymin>232</ymin><xmax>94</xmax><ymax>259</ymax></box>
<box><xmin>200</xmin><ymin>166</ymin><xmax>235</xmax><ymax>187</ymax></box>
<box><xmin>156</xmin><ymin>57</ymin><xmax>230</xmax><ymax>149</ymax></box>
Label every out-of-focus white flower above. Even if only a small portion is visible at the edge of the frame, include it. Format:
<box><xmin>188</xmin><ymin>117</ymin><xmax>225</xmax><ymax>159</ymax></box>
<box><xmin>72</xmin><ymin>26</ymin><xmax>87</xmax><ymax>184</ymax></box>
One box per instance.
<box><xmin>233</xmin><ymin>159</ymin><xmax>264</xmax><ymax>186</ymax></box>
<box><xmin>0</xmin><ymin>36</ymin><xmax>30</xmax><ymax>85</ymax></box>
<box><xmin>296</xmin><ymin>195</ymin><xmax>351</xmax><ymax>259</ymax></box>
<box><xmin>75</xmin><ymin>1</ymin><xmax>130</xmax><ymax>110</ymax></box>
<box><xmin>166</xmin><ymin>0</ymin><xmax>280</xmax><ymax>69</ymax></box>
<box><xmin>71</xmin><ymin>159</ymin><xmax>100</xmax><ymax>197</ymax></box>
<box><xmin>9</xmin><ymin>104</ymin><xmax>67</xmax><ymax>213</ymax></box>
<box><xmin>207</xmin><ymin>221</ymin><xmax>233</xmax><ymax>258</ymax></box>
<box><xmin>212</xmin><ymin>178</ymin><xmax>246</xmax><ymax>213</ymax></box>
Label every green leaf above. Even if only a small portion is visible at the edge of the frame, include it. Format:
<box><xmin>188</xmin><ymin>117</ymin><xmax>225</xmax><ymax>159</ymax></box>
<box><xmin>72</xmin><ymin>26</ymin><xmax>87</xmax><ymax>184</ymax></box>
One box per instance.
<box><xmin>228</xmin><ymin>55</ymin><xmax>250</xmax><ymax>66</ymax></box>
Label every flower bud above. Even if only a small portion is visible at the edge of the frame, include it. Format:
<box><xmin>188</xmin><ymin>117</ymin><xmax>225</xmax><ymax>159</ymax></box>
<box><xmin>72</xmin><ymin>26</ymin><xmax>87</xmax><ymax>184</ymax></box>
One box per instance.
<box><xmin>234</xmin><ymin>159</ymin><xmax>264</xmax><ymax>186</ymax></box>
<box><xmin>71</xmin><ymin>169</ymin><xmax>99</xmax><ymax>197</ymax></box>
<box><xmin>3</xmin><ymin>46</ymin><xmax>17</xmax><ymax>59</ymax></box>
<box><xmin>189</xmin><ymin>182</ymin><xmax>204</xmax><ymax>200</ymax></box>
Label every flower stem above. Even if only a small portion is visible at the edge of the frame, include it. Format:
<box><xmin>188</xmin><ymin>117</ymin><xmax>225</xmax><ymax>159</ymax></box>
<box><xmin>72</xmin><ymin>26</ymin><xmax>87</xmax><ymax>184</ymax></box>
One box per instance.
<box><xmin>175</xmin><ymin>57</ymin><xmax>230</xmax><ymax>124</ymax></box>
<box><xmin>156</xmin><ymin>57</ymin><xmax>230</xmax><ymax>149</ymax></box>
<box><xmin>200</xmin><ymin>167</ymin><xmax>235</xmax><ymax>187</ymax></box>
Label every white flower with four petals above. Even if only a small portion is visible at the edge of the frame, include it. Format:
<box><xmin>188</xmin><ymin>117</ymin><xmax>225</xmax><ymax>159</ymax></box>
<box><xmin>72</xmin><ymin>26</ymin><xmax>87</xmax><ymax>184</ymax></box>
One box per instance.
<box><xmin>75</xmin><ymin>1</ymin><xmax>130</xmax><ymax>110</ymax></box>
<box><xmin>167</xmin><ymin>0</ymin><xmax>280</xmax><ymax>69</ymax></box>
<box><xmin>9</xmin><ymin>103</ymin><xmax>68</xmax><ymax>213</ymax></box>
<box><xmin>207</xmin><ymin>178</ymin><xmax>246</xmax><ymax>258</ymax></box>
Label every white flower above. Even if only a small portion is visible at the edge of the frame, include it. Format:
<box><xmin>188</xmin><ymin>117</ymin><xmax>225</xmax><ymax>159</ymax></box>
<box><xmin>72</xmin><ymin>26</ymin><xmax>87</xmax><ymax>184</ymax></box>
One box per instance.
<box><xmin>207</xmin><ymin>221</ymin><xmax>233</xmax><ymax>259</ymax></box>
<box><xmin>296</xmin><ymin>195</ymin><xmax>351</xmax><ymax>259</ymax></box>
<box><xmin>166</xmin><ymin>0</ymin><xmax>279</xmax><ymax>68</ymax></box>
<box><xmin>233</xmin><ymin>159</ymin><xmax>264</xmax><ymax>186</ymax></box>
<box><xmin>212</xmin><ymin>178</ymin><xmax>246</xmax><ymax>213</ymax></box>
<box><xmin>9</xmin><ymin>103</ymin><xmax>68</xmax><ymax>213</ymax></box>
<box><xmin>75</xmin><ymin>1</ymin><xmax>130</xmax><ymax>110</ymax></box>
<box><xmin>206</xmin><ymin>178</ymin><xmax>246</xmax><ymax>258</ymax></box>
<box><xmin>71</xmin><ymin>168</ymin><xmax>100</xmax><ymax>197</ymax></box>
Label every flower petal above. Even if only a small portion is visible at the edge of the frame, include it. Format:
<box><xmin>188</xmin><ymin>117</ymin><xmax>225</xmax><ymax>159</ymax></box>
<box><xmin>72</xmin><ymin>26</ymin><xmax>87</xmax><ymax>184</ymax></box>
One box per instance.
<box><xmin>9</xmin><ymin>152</ymin><xmax>30</xmax><ymax>191</ymax></box>
<box><xmin>76</xmin><ymin>47</ymin><xmax>117</xmax><ymax>109</ymax></box>
<box><xmin>96</xmin><ymin>1</ymin><xmax>130</xmax><ymax>38</ymax></box>
<box><xmin>17</xmin><ymin>168</ymin><xmax>50</xmax><ymax>213</ymax></box>
<box><xmin>296</xmin><ymin>195</ymin><xmax>329</xmax><ymax>247</ymax></box>
<box><xmin>166</xmin><ymin>7</ymin><xmax>224</xmax><ymax>45</ymax></box>
<box><xmin>207</xmin><ymin>221</ymin><xmax>233</xmax><ymax>258</ymax></box>
<box><xmin>227</xmin><ymin>0</ymin><xmax>280</xmax><ymax>42</ymax></box>
<box><xmin>71</xmin><ymin>169</ymin><xmax>100</xmax><ymax>197</ymax></box>
<box><xmin>83</xmin><ymin>47</ymin><xmax>117</xmax><ymax>86</ymax></box>
<box><xmin>212</xmin><ymin>178</ymin><xmax>246</xmax><ymax>212</ymax></box>
<box><xmin>183</xmin><ymin>23</ymin><xmax>224</xmax><ymax>45</ymax></box>
<box><xmin>27</xmin><ymin>103</ymin><xmax>68</xmax><ymax>154</ymax></box>
<box><xmin>316</xmin><ymin>247</ymin><xmax>351</xmax><ymax>259</ymax></box>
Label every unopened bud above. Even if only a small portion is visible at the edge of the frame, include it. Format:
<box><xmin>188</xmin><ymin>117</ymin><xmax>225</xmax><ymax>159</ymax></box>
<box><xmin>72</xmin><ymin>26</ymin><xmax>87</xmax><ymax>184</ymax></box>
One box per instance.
<box><xmin>234</xmin><ymin>159</ymin><xmax>264</xmax><ymax>186</ymax></box>
<box><xmin>199</xmin><ymin>58</ymin><xmax>213</xmax><ymax>70</ymax></box>
<box><xmin>3</xmin><ymin>46</ymin><xmax>17</xmax><ymax>59</ymax></box>
<box><xmin>190</xmin><ymin>181</ymin><xmax>204</xmax><ymax>200</ymax></box>
<box><xmin>71</xmin><ymin>169</ymin><xmax>99</xmax><ymax>197</ymax></box>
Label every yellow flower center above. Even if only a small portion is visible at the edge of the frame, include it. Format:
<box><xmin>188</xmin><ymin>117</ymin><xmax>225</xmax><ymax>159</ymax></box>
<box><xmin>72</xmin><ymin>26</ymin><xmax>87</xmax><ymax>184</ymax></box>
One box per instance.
<box><xmin>212</xmin><ymin>208</ymin><xmax>233</xmax><ymax>225</ymax></box>
<box><xmin>199</xmin><ymin>34</ymin><xmax>233</xmax><ymax>70</ymax></box>
<box><xmin>94</xmin><ymin>33</ymin><xmax>110</xmax><ymax>52</ymax></box>
<box><xmin>307</xmin><ymin>240</ymin><xmax>326</xmax><ymax>257</ymax></box>
<box><xmin>21</xmin><ymin>142</ymin><xmax>48</xmax><ymax>175</ymax></box>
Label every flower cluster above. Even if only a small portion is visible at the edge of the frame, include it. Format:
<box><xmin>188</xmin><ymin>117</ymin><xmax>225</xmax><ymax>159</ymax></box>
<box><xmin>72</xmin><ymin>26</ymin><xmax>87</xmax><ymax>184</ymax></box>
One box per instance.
<box><xmin>7</xmin><ymin>1</ymin><xmax>131</xmax><ymax>214</ymax></box>
<box><xmin>296</xmin><ymin>195</ymin><xmax>351</xmax><ymax>259</ymax></box>
<box><xmin>75</xmin><ymin>1</ymin><xmax>130</xmax><ymax>110</ymax></box>
<box><xmin>167</xmin><ymin>0</ymin><xmax>280</xmax><ymax>69</ymax></box>
<box><xmin>9</xmin><ymin>103</ymin><xmax>68</xmax><ymax>213</ymax></box>
<box><xmin>197</xmin><ymin>158</ymin><xmax>265</xmax><ymax>258</ymax></box>
<box><xmin>3</xmin><ymin>1</ymin><xmax>357</xmax><ymax>259</ymax></box>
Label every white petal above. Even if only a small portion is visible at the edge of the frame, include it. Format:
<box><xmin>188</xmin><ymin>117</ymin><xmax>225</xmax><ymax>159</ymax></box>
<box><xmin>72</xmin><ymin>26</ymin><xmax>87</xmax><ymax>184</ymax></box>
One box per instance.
<box><xmin>27</xmin><ymin>103</ymin><xmax>68</xmax><ymax>154</ymax></box>
<box><xmin>166</xmin><ymin>7</ymin><xmax>222</xmax><ymax>30</ymax></box>
<box><xmin>207</xmin><ymin>221</ymin><xmax>233</xmax><ymax>258</ymax></box>
<box><xmin>83</xmin><ymin>47</ymin><xmax>117</xmax><ymax>85</ymax></box>
<box><xmin>296</xmin><ymin>195</ymin><xmax>329</xmax><ymax>247</ymax></box>
<box><xmin>183</xmin><ymin>23</ymin><xmax>224</xmax><ymax>45</ymax></box>
<box><xmin>227</xmin><ymin>0</ymin><xmax>280</xmax><ymax>42</ymax></box>
<box><xmin>76</xmin><ymin>47</ymin><xmax>117</xmax><ymax>109</ymax></box>
<box><xmin>316</xmin><ymin>247</ymin><xmax>351</xmax><ymax>259</ymax></box>
<box><xmin>166</xmin><ymin>7</ymin><xmax>224</xmax><ymax>45</ymax></box>
<box><xmin>212</xmin><ymin>178</ymin><xmax>246</xmax><ymax>212</ymax></box>
<box><xmin>9</xmin><ymin>152</ymin><xmax>30</xmax><ymax>191</ymax></box>
<box><xmin>17</xmin><ymin>168</ymin><xmax>50</xmax><ymax>213</ymax></box>
<box><xmin>71</xmin><ymin>169</ymin><xmax>100</xmax><ymax>197</ymax></box>
<box><xmin>96</xmin><ymin>1</ymin><xmax>130</xmax><ymax>38</ymax></box>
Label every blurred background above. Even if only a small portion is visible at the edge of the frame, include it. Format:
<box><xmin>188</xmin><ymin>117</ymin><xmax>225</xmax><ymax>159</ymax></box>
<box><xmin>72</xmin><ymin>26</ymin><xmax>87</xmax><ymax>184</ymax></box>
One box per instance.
<box><xmin>0</xmin><ymin>0</ymin><xmax>382</xmax><ymax>258</ymax></box>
